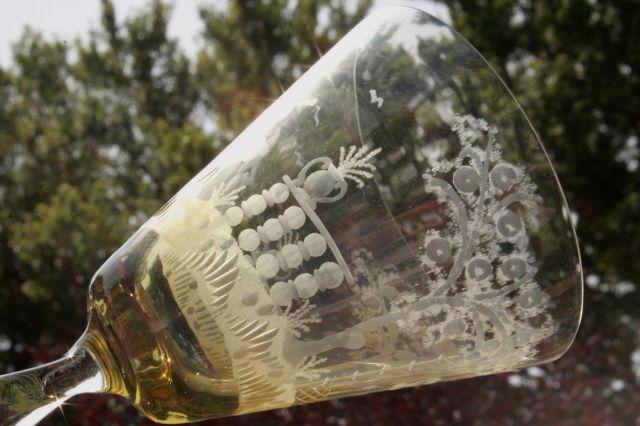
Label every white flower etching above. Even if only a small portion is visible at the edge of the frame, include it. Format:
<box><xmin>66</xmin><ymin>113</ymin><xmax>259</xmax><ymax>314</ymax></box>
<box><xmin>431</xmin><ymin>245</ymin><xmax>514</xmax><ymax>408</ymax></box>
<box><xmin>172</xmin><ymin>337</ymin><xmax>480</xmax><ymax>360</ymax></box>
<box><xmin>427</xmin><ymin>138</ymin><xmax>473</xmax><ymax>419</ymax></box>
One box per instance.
<box><xmin>209</xmin><ymin>181</ymin><xmax>246</xmax><ymax>210</ymax></box>
<box><xmin>336</xmin><ymin>145</ymin><xmax>382</xmax><ymax>188</ymax></box>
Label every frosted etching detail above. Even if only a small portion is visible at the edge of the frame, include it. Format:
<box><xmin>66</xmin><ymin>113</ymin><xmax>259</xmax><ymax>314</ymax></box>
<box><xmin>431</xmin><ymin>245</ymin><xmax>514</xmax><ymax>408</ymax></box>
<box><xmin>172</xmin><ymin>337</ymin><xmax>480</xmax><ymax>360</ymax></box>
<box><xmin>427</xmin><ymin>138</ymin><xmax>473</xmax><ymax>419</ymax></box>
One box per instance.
<box><xmin>140</xmin><ymin>114</ymin><xmax>560</xmax><ymax>412</ymax></box>
<box><xmin>416</xmin><ymin>114</ymin><xmax>554</xmax><ymax>368</ymax></box>
<box><xmin>369</xmin><ymin>89</ymin><xmax>384</xmax><ymax>108</ymax></box>
<box><xmin>336</xmin><ymin>145</ymin><xmax>382</xmax><ymax>188</ymax></box>
<box><xmin>145</xmin><ymin>145</ymin><xmax>385</xmax><ymax>410</ymax></box>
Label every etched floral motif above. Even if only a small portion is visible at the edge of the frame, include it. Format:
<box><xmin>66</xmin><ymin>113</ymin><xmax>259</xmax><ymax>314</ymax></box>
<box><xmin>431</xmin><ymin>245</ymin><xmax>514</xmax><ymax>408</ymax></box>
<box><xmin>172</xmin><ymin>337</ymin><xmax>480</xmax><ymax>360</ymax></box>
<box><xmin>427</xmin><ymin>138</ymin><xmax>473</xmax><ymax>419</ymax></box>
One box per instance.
<box><xmin>154</xmin><ymin>113</ymin><xmax>557</xmax><ymax>411</ymax></box>
<box><xmin>283</xmin><ymin>300</ymin><xmax>321</xmax><ymax>338</ymax></box>
<box><xmin>335</xmin><ymin>145</ymin><xmax>382</xmax><ymax>188</ymax></box>
<box><xmin>410</xmin><ymin>114</ymin><xmax>554</xmax><ymax>366</ymax></box>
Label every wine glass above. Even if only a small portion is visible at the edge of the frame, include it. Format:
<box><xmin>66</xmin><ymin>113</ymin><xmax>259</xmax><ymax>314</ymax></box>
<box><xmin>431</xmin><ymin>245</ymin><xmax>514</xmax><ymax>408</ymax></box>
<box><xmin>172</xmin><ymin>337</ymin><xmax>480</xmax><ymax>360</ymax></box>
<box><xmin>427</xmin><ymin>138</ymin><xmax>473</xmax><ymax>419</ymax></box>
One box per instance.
<box><xmin>0</xmin><ymin>5</ymin><xmax>582</xmax><ymax>425</ymax></box>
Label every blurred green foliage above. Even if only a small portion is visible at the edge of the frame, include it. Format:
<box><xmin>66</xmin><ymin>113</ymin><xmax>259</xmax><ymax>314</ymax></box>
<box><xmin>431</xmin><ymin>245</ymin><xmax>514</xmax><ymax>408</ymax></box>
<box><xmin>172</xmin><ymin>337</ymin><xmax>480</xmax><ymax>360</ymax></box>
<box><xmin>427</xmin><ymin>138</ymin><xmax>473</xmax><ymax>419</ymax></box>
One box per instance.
<box><xmin>0</xmin><ymin>0</ymin><xmax>638</xmax><ymax>424</ymax></box>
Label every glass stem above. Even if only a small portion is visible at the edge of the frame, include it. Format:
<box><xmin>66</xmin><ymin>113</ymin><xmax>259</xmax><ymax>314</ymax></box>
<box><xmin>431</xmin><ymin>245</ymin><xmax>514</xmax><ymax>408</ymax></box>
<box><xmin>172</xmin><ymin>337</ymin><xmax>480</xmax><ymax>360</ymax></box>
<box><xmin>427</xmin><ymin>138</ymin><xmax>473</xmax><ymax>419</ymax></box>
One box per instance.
<box><xmin>0</xmin><ymin>338</ymin><xmax>105</xmax><ymax>426</ymax></box>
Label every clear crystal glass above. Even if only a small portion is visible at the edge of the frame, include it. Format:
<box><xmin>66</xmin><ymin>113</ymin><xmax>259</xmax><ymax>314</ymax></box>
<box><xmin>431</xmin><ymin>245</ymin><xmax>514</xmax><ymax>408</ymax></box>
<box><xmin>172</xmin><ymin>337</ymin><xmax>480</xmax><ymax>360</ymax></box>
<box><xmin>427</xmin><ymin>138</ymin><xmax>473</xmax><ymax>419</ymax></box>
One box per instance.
<box><xmin>0</xmin><ymin>6</ymin><xmax>582</xmax><ymax>424</ymax></box>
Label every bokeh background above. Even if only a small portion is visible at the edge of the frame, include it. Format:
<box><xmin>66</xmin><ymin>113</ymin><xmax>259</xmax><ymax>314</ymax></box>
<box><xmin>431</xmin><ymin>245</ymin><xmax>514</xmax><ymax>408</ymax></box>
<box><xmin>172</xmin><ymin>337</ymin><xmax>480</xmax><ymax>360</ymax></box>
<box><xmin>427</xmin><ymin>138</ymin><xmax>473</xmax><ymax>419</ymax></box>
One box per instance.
<box><xmin>0</xmin><ymin>0</ymin><xmax>638</xmax><ymax>424</ymax></box>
